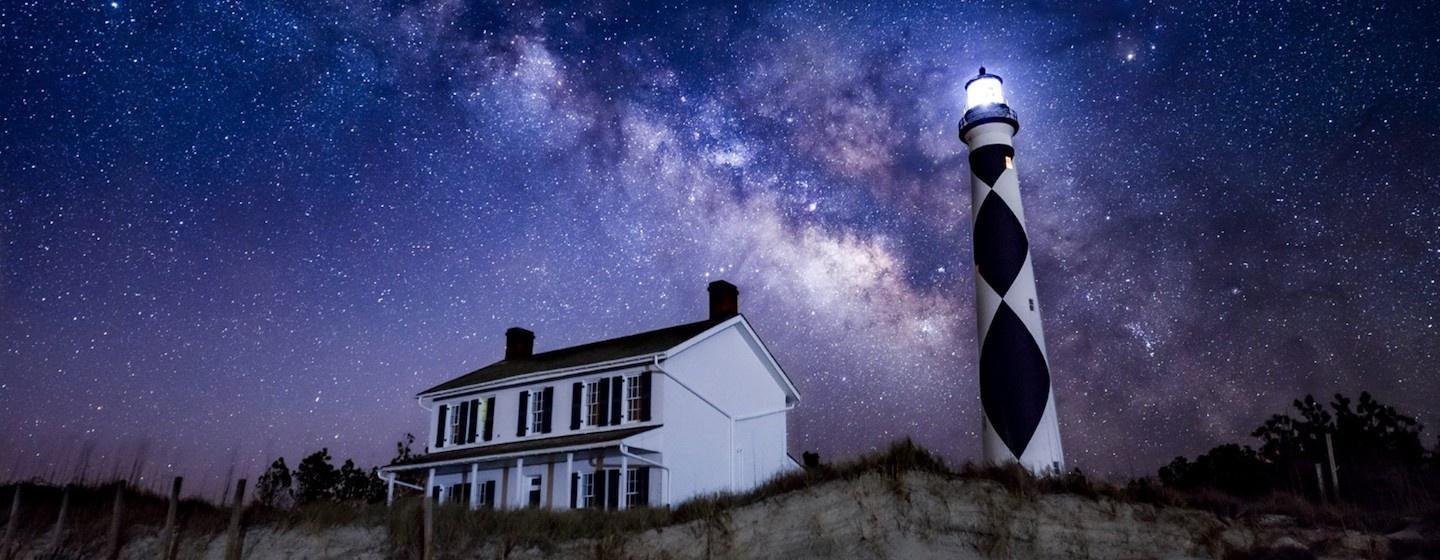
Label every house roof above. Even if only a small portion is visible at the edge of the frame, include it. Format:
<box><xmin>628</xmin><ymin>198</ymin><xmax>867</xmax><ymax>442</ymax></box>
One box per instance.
<box><xmin>387</xmin><ymin>425</ymin><xmax>661</xmax><ymax>469</ymax></box>
<box><xmin>418</xmin><ymin>318</ymin><xmax>728</xmax><ymax>396</ymax></box>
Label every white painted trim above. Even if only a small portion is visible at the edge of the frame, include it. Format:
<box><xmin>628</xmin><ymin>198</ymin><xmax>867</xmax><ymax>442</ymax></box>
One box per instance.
<box><xmin>651</xmin><ymin>356</ymin><xmax>737</xmax><ymax>492</ymax></box>
<box><xmin>731</xmin><ymin>317</ymin><xmax>802</xmax><ymax>403</ymax></box>
<box><xmin>663</xmin><ymin>315</ymin><xmax>744</xmax><ymax>356</ymax></box>
<box><xmin>734</xmin><ymin>404</ymin><xmax>794</xmax><ymax>422</ymax></box>
<box><xmin>379</xmin><ymin>431</ymin><xmax>659</xmax><ymax>474</ymax></box>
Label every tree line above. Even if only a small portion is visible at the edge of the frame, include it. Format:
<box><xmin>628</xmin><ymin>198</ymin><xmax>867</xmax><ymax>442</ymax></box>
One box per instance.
<box><xmin>253</xmin><ymin>434</ymin><xmax>417</xmax><ymax>508</ymax></box>
<box><xmin>1159</xmin><ymin>391</ymin><xmax>1440</xmax><ymax>509</ymax></box>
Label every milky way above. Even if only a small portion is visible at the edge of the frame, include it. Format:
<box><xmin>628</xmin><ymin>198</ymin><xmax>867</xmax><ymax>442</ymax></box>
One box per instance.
<box><xmin>2</xmin><ymin>1</ymin><xmax>1438</xmax><ymax>496</ymax></box>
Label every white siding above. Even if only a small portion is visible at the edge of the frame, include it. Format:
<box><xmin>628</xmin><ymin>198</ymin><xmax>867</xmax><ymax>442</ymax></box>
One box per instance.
<box><xmin>415</xmin><ymin>319</ymin><xmax>795</xmax><ymax>509</ymax></box>
<box><xmin>659</xmin><ymin>322</ymin><xmax>793</xmax><ymax>502</ymax></box>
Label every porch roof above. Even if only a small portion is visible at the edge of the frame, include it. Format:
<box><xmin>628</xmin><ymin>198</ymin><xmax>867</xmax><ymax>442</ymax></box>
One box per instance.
<box><xmin>384</xmin><ymin>425</ymin><xmax>660</xmax><ymax>471</ymax></box>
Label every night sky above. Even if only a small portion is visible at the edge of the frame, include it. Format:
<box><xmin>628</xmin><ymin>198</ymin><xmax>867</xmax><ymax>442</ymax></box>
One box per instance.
<box><xmin>3</xmin><ymin>1</ymin><xmax>1438</xmax><ymax>497</ymax></box>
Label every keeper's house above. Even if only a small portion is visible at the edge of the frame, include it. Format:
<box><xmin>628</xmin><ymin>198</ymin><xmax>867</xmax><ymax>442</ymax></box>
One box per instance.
<box><xmin>380</xmin><ymin>281</ymin><xmax>800</xmax><ymax>510</ymax></box>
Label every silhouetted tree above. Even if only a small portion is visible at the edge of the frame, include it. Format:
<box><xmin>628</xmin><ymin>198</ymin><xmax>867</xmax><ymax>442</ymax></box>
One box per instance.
<box><xmin>1162</xmin><ymin>392</ymin><xmax>1437</xmax><ymax>508</ymax></box>
<box><xmin>254</xmin><ymin>457</ymin><xmax>293</xmax><ymax>508</ymax></box>
<box><xmin>335</xmin><ymin>459</ymin><xmax>387</xmax><ymax>503</ymax></box>
<box><xmin>1159</xmin><ymin>444</ymin><xmax>1270</xmax><ymax>498</ymax></box>
<box><xmin>393</xmin><ymin>433</ymin><xmax>416</xmax><ymax>464</ymax></box>
<box><xmin>294</xmin><ymin>448</ymin><xmax>340</xmax><ymax>504</ymax></box>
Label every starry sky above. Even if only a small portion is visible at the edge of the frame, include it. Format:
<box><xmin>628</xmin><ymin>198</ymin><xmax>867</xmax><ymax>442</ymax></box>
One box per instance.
<box><xmin>3</xmin><ymin>0</ymin><xmax>1438</xmax><ymax>496</ymax></box>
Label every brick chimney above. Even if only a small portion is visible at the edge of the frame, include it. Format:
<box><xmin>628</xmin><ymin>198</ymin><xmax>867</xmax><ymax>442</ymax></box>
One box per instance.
<box><xmin>708</xmin><ymin>280</ymin><xmax>739</xmax><ymax>320</ymax></box>
<box><xmin>505</xmin><ymin>327</ymin><xmax>534</xmax><ymax>360</ymax></box>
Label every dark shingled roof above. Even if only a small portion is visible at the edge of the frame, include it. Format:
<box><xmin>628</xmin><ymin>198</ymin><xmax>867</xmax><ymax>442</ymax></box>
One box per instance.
<box><xmin>418</xmin><ymin>318</ymin><xmax>727</xmax><ymax>396</ymax></box>
<box><xmin>387</xmin><ymin>425</ymin><xmax>660</xmax><ymax>468</ymax></box>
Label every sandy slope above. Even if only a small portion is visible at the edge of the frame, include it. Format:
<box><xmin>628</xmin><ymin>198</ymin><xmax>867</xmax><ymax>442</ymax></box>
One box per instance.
<box><xmin>13</xmin><ymin>472</ymin><xmax>1398</xmax><ymax>559</ymax></box>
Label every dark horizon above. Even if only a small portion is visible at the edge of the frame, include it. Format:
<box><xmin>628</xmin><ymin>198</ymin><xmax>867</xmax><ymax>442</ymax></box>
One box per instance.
<box><xmin>3</xmin><ymin>1</ymin><xmax>1437</xmax><ymax>498</ymax></box>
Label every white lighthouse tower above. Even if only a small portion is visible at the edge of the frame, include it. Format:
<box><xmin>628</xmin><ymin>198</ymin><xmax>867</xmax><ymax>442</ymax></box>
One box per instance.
<box><xmin>958</xmin><ymin>68</ymin><xmax>1064</xmax><ymax>473</ymax></box>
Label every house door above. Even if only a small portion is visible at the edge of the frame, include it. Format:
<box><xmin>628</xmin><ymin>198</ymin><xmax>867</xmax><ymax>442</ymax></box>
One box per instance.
<box><xmin>527</xmin><ymin>476</ymin><xmax>543</xmax><ymax>508</ymax></box>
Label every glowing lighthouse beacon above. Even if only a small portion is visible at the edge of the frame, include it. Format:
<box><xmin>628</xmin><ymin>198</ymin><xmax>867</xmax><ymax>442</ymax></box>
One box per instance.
<box><xmin>958</xmin><ymin>68</ymin><xmax>1064</xmax><ymax>473</ymax></box>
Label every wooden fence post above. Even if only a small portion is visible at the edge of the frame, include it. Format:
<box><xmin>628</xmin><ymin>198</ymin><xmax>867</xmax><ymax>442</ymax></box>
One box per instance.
<box><xmin>160</xmin><ymin>476</ymin><xmax>182</xmax><ymax>560</ymax></box>
<box><xmin>104</xmin><ymin>481</ymin><xmax>126</xmax><ymax>560</ymax></box>
<box><xmin>1325</xmin><ymin>433</ymin><xmax>1340</xmax><ymax>500</ymax></box>
<box><xmin>223</xmin><ymin>479</ymin><xmax>246</xmax><ymax>560</ymax></box>
<box><xmin>49</xmin><ymin>485</ymin><xmax>71</xmax><ymax>553</ymax></box>
<box><xmin>2</xmin><ymin>485</ymin><xmax>20</xmax><ymax>560</ymax></box>
<box><xmin>423</xmin><ymin>494</ymin><xmax>434</xmax><ymax>560</ymax></box>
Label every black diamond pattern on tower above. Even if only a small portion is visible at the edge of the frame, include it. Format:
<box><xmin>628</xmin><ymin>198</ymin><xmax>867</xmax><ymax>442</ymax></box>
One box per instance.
<box><xmin>973</xmin><ymin>191</ymin><xmax>1029</xmax><ymax>296</ymax></box>
<box><xmin>968</xmin><ymin>144</ymin><xmax>1013</xmax><ymax>187</ymax></box>
<box><xmin>979</xmin><ymin>302</ymin><xmax>1052</xmax><ymax>459</ymax></box>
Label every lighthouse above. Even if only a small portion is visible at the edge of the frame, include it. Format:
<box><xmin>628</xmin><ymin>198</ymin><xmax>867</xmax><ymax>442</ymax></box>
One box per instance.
<box><xmin>958</xmin><ymin>68</ymin><xmax>1064</xmax><ymax>473</ymax></box>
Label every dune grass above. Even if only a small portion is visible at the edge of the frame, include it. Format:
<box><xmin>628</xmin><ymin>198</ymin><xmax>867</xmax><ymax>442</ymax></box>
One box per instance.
<box><xmin>2</xmin><ymin>439</ymin><xmax>1422</xmax><ymax>558</ymax></box>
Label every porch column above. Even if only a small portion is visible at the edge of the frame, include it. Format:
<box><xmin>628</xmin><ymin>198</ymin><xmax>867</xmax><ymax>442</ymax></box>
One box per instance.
<box><xmin>427</xmin><ymin>468</ymin><xmax>436</xmax><ymax>503</ymax></box>
<box><xmin>514</xmin><ymin>457</ymin><xmax>525</xmax><ymax>509</ymax></box>
<box><xmin>469</xmin><ymin>464</ymin><xmax>479</xmax><ymax>510</ymax></box>
<box><xmin>386</xmin><ymin>473</ymin><xmax>395</xmax><ymax>506</ymax></box>
<box><xmin>564</xmin><ymin>453</ymin><xmax>574</xmax><ymax>510</ymax></box>
<box><xmin>618</xmin><ymin>454</ymin><xmax>628</xmax><ymax>510</ymax></box>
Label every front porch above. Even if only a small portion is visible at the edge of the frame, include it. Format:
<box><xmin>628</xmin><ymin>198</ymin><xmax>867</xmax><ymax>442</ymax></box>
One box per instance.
<box><xmin>380</xmin><ymin>426</ymin><xmax>665</xmax><ymax>511</ymax></box>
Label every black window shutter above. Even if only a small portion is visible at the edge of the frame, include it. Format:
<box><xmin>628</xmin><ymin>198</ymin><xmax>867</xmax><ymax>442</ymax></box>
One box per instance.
<box><xmin>637</xmin><ymin>467</ymin><xmax>650</xmax><ymax>506</ymax></box>
<box><xmin>484</xmin><ymin>396</ymin><xmax>496</xmax><ymax>441</ymax></box>
<box><xmin>606</xmin><ymin>469</ymin><xmax>620</xmax><ymax>510</ymax></box>
<box><xmin>639</xmin><ymin>371</ymin><xmax>653</xmax><ymax>421</ymax></box>
<box><xmin>454</xmin><ymin>401</ymin><xmax>469</xmax><ymax>445</ymax></box>
<box><xmin>609</xmin><ymin>376</ymin><xmax>623</xmax><ymax>425</ymax></box>
<box><xmin>516</xmin><ymin>391</ymin><xmax>530</xmax><ymax>437</ymax></box>
<box><xmin>542</xmin><ymin>386</ymin><xmax>555</xmax><ymax>433</ymax></box>
<box><xmin>467</xmin><ymin>399</ymin><xmax>480</xmax><ymax>443</ymax></box>
<box><xmin>570</xmin><ymin>473</ymin><xmax>579</xmax><ymax>508</ymax></box>
<box><xmin>435</xmin><ymin>405</ymin><xmax>448</xmax><ymax>448</ymax></box>
<box><xmin>431</xmin><ymin>486</ymin><xmax>441</xmax><ymax>501</ymax></box>
<box><xmin>485</xmin><ymin>480</ymin><xmax>496</xmax><ymax>508</ymax></box>
<box><xmin>597</xmin><ymin>378</ymin><xmax>611</xmax><ymax>426</ymax></box>
<box><xmin>570</xmin><ymin>382</ymin><xmax>583</xmax><ymax>430</ymax></box>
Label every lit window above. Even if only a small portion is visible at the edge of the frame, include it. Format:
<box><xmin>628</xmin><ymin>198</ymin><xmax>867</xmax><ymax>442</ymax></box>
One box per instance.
<box><xmin>965</xmin><ymin>74</ymin><xmax>1005</xmax><ymax>110</ymax></box>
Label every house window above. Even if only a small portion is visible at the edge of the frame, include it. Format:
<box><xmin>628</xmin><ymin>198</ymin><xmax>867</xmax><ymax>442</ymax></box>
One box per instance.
<box><xmin>530</xmin><ymin>389</ymin><xmax>547</xmax><ymax>433</ymax></box>
<box><xmin>450</xmin><ymin>483</ymin><xmax>472</xmax><ymax>506</ymax></box>
<box><xmin>585</xmin><ymin>380</ymin><xmax>602</xmax><ymax>426</ymax></box>
<box><xmin>625</xmin><ymin>467</ymin><xmax>640</xmax><ymax>508</ymax></box>
<box><xmin>448</xmin><ymin>406</ymin><xmax>461</xmax><ymax>445</ymax></box>
<box><xmin>581</xmin><ymin>473</ymin><xmax>597</xmax><ymax>508</ymax></box>
<box><xmin>625</xmin><ymin>375</ymin><xmax>642</xmax><ymax>422</ymax></box>
<box><xmin>528</xmin><ymin>476</ymin><xmax>543</xmax><ymax>508</ymax></box>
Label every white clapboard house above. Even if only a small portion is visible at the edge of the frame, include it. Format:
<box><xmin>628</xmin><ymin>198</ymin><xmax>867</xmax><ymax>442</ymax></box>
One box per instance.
<box><xmin>379</xmin><ymin>281</ymin><xmax>801</xmax><ymax>510</ymax></box>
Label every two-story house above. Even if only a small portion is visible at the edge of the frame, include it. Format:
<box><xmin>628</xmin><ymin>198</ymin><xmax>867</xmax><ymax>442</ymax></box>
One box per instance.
<box><xmin>379</xmin><ymin>281</ymin><xmax>801</xmax><ymax>510</ymax></box>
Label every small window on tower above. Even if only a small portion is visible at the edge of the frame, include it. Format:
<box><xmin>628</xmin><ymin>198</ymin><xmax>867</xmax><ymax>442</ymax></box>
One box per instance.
<box><xmin>1005</xmin><ymin>156</ymin><xmax>1014</xmax><ymax>169</ymax></box>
